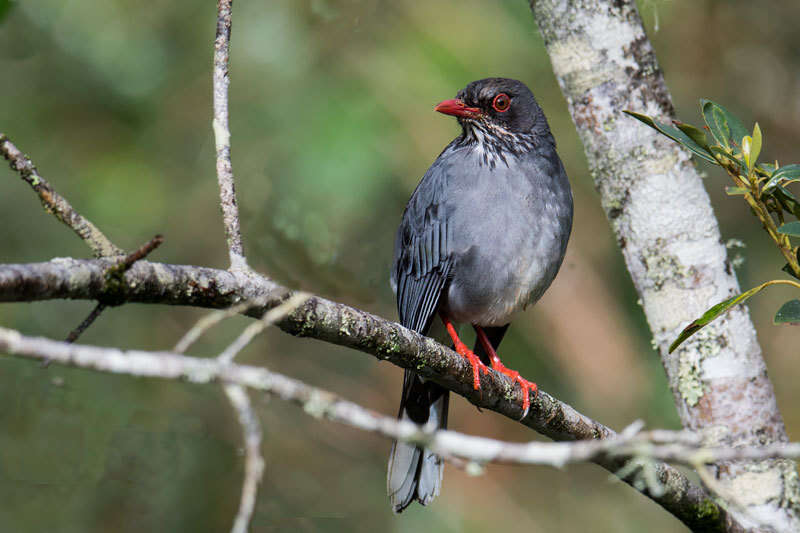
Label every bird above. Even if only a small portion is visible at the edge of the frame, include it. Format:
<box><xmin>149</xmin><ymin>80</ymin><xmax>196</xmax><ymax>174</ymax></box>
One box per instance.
<box><xmin>386</xmin><ymin>78</ymin><xmax>573</xmax><ymax>513</ymax></box>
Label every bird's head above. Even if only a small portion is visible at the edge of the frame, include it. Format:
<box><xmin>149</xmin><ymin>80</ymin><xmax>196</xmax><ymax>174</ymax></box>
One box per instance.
<box><xmin>435</xmin><ymin>78</ymin><xmax>547</xmax><ymax>138</ymax></box>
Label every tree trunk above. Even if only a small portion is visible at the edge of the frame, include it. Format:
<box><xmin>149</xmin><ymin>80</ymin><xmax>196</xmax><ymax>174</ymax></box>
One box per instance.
<box><xmin>529</xmin><ymin>0</ymin><xmax>800</xmax><ymax>530</ymax></box>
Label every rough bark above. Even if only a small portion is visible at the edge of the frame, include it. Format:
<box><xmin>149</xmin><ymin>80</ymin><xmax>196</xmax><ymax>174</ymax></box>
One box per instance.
<box><xmin>0</xmin><ymin>134</ymin><xmax>122</xmax><ymax>258</ymax></box>
<box><xmin>0</xmin><ymin>258</ymin><xmax>740</xmax><ymax>531</ymax></box>
<box><xmin>213</xmin><ymin>0</ymin><xmax>247</xmax><ymax>270</ymax></box>
<box><xmin>530</xmin><ymin>0</ymin><xmax>800</xmax><ymax>530</ymax></box>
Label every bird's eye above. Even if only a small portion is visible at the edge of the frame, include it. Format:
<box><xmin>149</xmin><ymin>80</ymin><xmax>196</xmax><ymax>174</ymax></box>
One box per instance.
<box><xmin>492</xmin><ymin>93</ymin><xmax>510</xmax><ymax>112</ymax></box>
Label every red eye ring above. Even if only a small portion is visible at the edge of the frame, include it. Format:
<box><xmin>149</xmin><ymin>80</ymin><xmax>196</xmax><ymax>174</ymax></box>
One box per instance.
<box><xmin>492</xmin><ymin>93</ymin><xmax>511</xmax><ymax>112</ymax></box>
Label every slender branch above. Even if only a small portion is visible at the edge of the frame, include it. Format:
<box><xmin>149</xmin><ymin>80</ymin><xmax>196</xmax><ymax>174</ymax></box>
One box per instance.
<box><xmin>218</xmin><ymin>292</ymin><xmax>311</xmax><ymax>364</ymax></box>
<box><xmin>0</xmin><ymin>258</ymin><xmax>740</xmax><ymax>531</ymax></box>
<box><xmin>213</xmin><ymin>0</ymin><xmax>246</xmax><ymax>270</ymax></box>
<box><xmin>65</xmin><ymin>302</ymin><xmax>106</xmax><ymax>344</ymax></box>
<box><xmin>119</xmin><ymin>234</ymin><xmax>164</xmax><ymax>270</ymax></box>
<box><xmin>174</xmin><ymin>299</ymin><xmax>259</xmax><ymax>353</ymax></box>
<box><xmin>0</xmin><ymin>134</ymin><xmax>122</xmax><ymax>258</ymax></box>
<box><xmin>223</xmin><ymin>384</ymin><xmax>264</xmax><ymax>533</ymax></box>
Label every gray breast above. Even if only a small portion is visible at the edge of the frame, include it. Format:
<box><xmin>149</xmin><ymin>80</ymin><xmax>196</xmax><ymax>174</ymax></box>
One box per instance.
<box><xmin>441</xmin><ymin>146</ymin><xmax>572</xmax><ymax>326</ymax></box>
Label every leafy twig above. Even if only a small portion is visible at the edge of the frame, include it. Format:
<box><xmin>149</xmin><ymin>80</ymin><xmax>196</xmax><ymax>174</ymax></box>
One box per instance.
<box><xmin>627</xmin><ymin>101</ymin><xmax>800</xmax><ymax>349</ymax></box>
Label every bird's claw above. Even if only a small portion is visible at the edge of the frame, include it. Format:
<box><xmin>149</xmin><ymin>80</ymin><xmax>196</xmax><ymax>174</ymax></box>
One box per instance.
<box><xmin>452</xmin><ymin>338</ymin><xmax>489</xmax><ymax>390</ymax></box>
<box><xmin>491</xmin><ymin>360</ymin><xmax>537</xmax><ymax>416</ymax></box>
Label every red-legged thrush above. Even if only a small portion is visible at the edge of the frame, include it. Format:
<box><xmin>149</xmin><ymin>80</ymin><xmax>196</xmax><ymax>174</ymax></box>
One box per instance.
<box><xmin>387</xmin><ymin>78</ymin><xmax>573</xmax><ymax>512</ymax></box>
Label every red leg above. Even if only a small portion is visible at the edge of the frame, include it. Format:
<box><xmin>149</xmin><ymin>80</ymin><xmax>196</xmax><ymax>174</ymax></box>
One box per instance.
<box><xmin>440</xmin><ymin>314</ymin><xmax>489</xmax><ymax>390</ymax></box>
<box><xmin>475</xmin><ymin>326</ymin><xmax>537</xmax><ymax>415</ymax></box>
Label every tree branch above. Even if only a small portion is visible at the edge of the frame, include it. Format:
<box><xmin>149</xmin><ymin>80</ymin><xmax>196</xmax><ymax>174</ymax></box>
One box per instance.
<box><xmin>4</xmin><ymin>324</ymin><xmax>800</xmax><ymax>472</ymax></box>
<box><xmin>61</xmin><ymin>234</ymin><xmax>164</xmax><ymax>347</ymax></box>
<box><xmin>0</xmin><ymin>133</ymin><xmax>123</xmax><ymax>258</ymax></box>
<box><xmin>223</xmin><ymin>384</ymin><xmax>264</xmax><ymax>533</ymax></box>
<box><xmin>0</xmin><ymin>258</ymin><xmax>740</xmax><ymax>531</ymax></box>
<box><xmin>213</xmin><ymin>0</ymin><xmax>246</xmax><ymax>270</ymax></box>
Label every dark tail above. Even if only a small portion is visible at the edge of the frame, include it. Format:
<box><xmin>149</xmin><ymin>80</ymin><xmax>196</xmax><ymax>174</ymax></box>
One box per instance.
<box><xmin>387</xmin><ymin>370</ymin><xmax>449</xmax><ymax>513</ymax></box>
<box><xmin>387</xmin><ymin>324</ymin><xmax>506</xmax><ymax>512</ymax></box>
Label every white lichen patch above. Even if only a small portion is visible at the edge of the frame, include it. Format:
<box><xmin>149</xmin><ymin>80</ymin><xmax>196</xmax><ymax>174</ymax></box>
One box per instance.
<box><xmin>643</xmin><ymin>251</ymin><xmax>687</xmax><ymax>289</ymax></box>
<box><xmin>677</xmin><ymin>348</ymin><xmax>704</xmax><ymax>406</ymax></box>
<box><xmin>669</xmin><ymin>238</ymin><xmax>727</xmax><ymax>280</ymax></box>
<box><xmin>641</xmin><ymin>284</ymin><xmax>714</xmax><ymax>333</ymax></box>
<box><xmin>583</xmin><ymin>10</ymin><xmax>641</xmax><ymax>71</ymax></box>
<box><xmin>676</xmin><ymin>328</ymin><xmax>729</xmax><ymax>406</ymax></box>
<box><xmin>548</xmin><ymin>36</ymin><xmax>613</xmax><ymax>94</ymax></box>
<box><xmin>702</xmin><ymin>351</ymin><xmax>761</xmax><ymax>381</ymax></box>
<box><xmin>692</xmin><ymin>328</ymin><xmax>722</xmax><ymax>359</ymax></box>
<box><xmin>639</xmin><ymin>151</ymin><xmax>681</xmax><ymax>176</ymax></box>
<box><xmin>729</xmin><ymin>470</ymin><xmax>783</xmax><ymax>507</ymax></box>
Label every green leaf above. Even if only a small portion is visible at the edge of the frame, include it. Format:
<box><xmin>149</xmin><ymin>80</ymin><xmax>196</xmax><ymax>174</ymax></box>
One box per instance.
<box><xmin>751</xmin><ymin>123</ymin><xmax>762</xmax><ymax>167</ymax></box>
<box><xmin>783</xmin><ymin>263</ymin><xmax>800</xmax><ymax>281</ymax></box>
<box><xmin>773</xmin><ymin>186</ymin><xmax>800</xmax><ymax>219</ymax></box>
<box><xmin>774</xmin><ymin>299</ymin><xmax>800</xmax><ymax>324</ymax></box>
<box><xmin>701</xmin><ymin>100</ymin><xmax>749</xmax><ymax>153</ymax></box>
<box><xmin>673</xmin><ymin>121</ymin><xmax>711</xmax><ymax>151</ymax></box>
<box><xmin>778</xmin><ymin>221</ymin><xmax>800</xmax><ymax>237</ymax></box>
<box><xmin>669</xmin><ymin>281</ymin><xmax>776</xmax><ymax>353</ymax></box>
<box><xmin>742</xmin><ymin>135</ymin><xmax>753</xmax><ymax>170</ymax></box>
<box><xmin>709</xmin><ymin>146</ymin><xmax>746</xmax><ymax>173</ymax></box>
<box><xmin>623</xmin><ymin>111</ymin><xmax>716</xmax><ymax>163</ymax></box>
<box><xmin>763</xmin><ymin>164</ymin><xmax>800</xmax><ymax>194</ymax></box>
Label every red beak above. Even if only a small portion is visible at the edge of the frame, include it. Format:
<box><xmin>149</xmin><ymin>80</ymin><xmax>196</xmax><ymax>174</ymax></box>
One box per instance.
<box><xmin>434</xmin><ymin>98</ymin><xmax>482</xmax><ymax>118</ymax></box>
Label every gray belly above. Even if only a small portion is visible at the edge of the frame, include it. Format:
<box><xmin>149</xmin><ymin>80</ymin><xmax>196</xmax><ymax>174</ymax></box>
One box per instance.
<box><xmin>441</xmin><ymin>167</ymin><xmax>571</xmax><ymax>326</ymax></box>
<box><xmin>443</xmin><ymin>221</ymin><xmax>568</xmax><ymax>326</ymax></box>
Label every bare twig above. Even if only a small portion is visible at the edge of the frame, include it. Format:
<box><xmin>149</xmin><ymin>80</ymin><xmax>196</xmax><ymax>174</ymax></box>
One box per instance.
<box><xmin>174</xmin><ymin>299</ymin><xmax>261</xmax><ymax>353</ymax></box>
<box><xmin>217</xmin><ymin>292</ymin><xmax>311</xmax><ymax>364</ymax></box>
<box><xmin>0</xmin><ymin>134</ymin><xmax>122</xmax><ymax>258</ymax></box>
<box><xmin>65</xmin><ymin>303</ymin><xmax>107</xmax><ymax>344</ymax></box>
<box><xmin>213</xmin><ymin>0</ymin><xmax>246</xmax><ymax>270</ymax></box>
<box><xmin>120</xmin><ymin>234</ymin><xmax>164</xmax><ymax>270</ymax></box>
<box><xmin>102</xmin><ymin>234</ymin><xmax>165</xmax><ymax>290</ymax></box>
<box><xmin>224</xmin><ymin>384</ymin><xmax>264</xmax><ymax>533</ymax></box>
<box><xmin>215</xmin><ymin>292</ymin><xmax>311</xmax><ymax>532</ymax></box>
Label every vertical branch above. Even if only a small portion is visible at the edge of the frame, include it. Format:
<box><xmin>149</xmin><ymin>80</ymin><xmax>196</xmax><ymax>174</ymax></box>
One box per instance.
<box><xmin>224</xmin><ymin>384</ymin><xmax>265</xmax><ymax>533</ymax></box>
<box><xmin>529</xmin><ymin>0</ymin><xmax>800</xmax><ymax>530</ymax></box>
<box><xmin>213</xmin><ymin>0</ymin><xmax>247</xmax><ymax>270</ymax></box>
<box><xmin>213</xmin><ymin>3</ymin><xmax>261</xmax><ymax>530</ymax></box>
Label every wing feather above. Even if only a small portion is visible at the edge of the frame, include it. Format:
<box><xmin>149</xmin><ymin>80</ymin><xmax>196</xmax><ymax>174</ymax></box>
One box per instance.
<box><xmin>393</xmin><ymin>220</ymin><xmax>451</xmax><ymax>333</ymax></box>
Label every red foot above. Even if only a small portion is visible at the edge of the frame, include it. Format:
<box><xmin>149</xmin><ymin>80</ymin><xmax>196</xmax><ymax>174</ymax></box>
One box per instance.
<box><xmin>442</xmin><ymin>316</ymin><xmax>489</xmax><ymax>390</ymax></box>
<box><xmin>476</xmin><ymin>326</ymin><xmax>537</xmax><ymax>416</ymax></box>
<box><xmin>489</xmin><ymin>358</ymin><xmax>537</xmax><ymax>415</ymax></box>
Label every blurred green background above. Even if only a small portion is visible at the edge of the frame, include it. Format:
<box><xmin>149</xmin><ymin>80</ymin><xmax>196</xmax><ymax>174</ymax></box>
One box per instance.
<box><xmin>1</xmin><ymin>1</ymin><xmax>799</xmax><ymax>531</ymax></box>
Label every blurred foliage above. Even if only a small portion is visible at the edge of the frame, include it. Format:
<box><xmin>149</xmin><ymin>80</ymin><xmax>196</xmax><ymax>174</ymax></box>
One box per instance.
<box><xmin>628</xmin><ymin>101</ymin><xmax>800</xmax><ymax>350</ymax></box>
<box><xmin>1</xmin><ymin>1</ymin><xmax>799</xmax><ymax>532</ymax></box>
